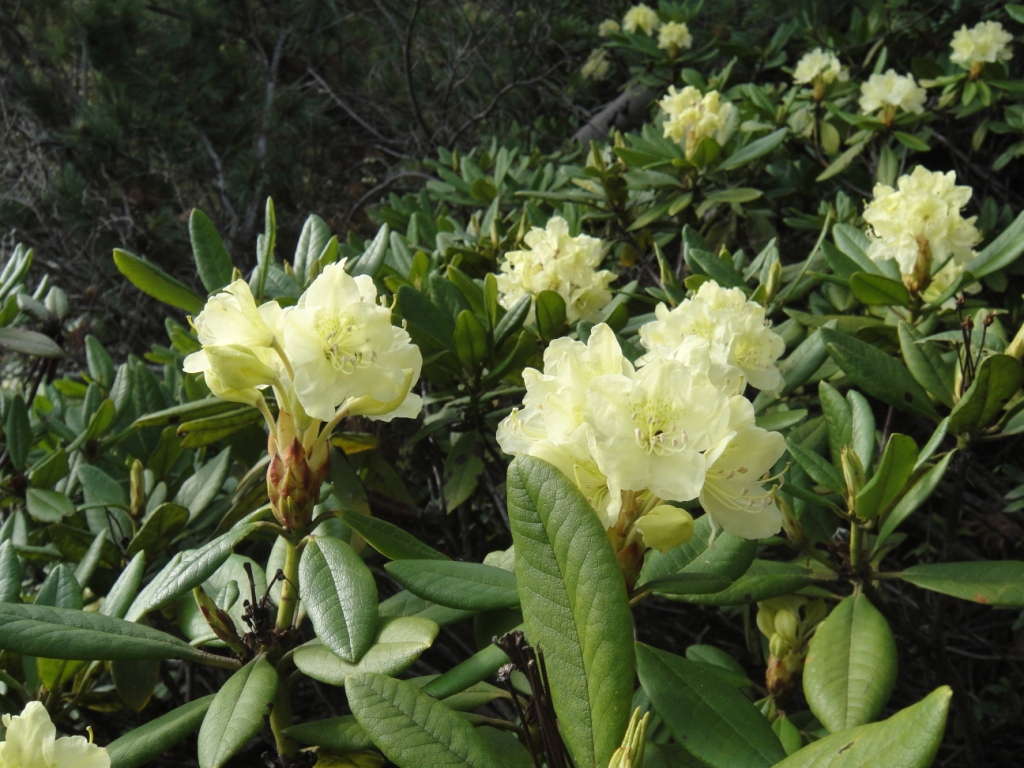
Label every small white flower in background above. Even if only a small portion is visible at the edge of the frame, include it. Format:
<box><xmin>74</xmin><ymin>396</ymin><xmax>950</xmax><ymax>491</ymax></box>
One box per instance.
<box><xmin>598</xmin><ymin>19</ymin><xmax>620</xmax><ymax>37</ymax></box>
<box><xmin>0</xmin><ymin>701</ymin><xmax>109</xmax><ymax>768</ymax></box>
<box><xmin>658</xmin><ymin>86</ymin><xmax>737</xmax><ymax>158</ymax></box>
<box><xmin>862</xmin><ymin>165</ymin><xmax>981</xmax><ymax>294</ymax></box>
<box><xmin>582</xmin><ymin>49</ymin><xmax>612</xmax><ymax>81</ymax></box>
<box><xmin>793</xmin><ymin>48</ymin><xmax>847</xmax><ymax>86</ymax></box>
<box><xmin>638</xmin><ymin>280</ymin><xmax>786</xmax><ymax>394</ymax></box>
<box><xmin>496</xmin><ymin>216</ymin><xmax>615</xmax><ymax>325</ymax></box>
<box><xmin>657</xmin><ymin>21</ymin><xmax>693</xmax><ymax>53</ymax></box>
<box><xmin>622</xmin><ymin>4</ymin><xmax>660</xmax><ymax>36</ymax></box>
<box><xmin>950</xmin><ymin>20</ymin><xmax>1013</xmax><ymax>74</ymax></box>
<box><xmin>858</xmin><ymin>70</ymin><xmax>926</xmax><ymax>123</ymax></box>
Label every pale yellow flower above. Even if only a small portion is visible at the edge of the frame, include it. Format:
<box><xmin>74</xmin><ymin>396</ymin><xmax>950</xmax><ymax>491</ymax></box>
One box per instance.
<box><xmin>582</xmin><ymin>49</ymin><xmax>611</xmax><ymax>81</ymax></box>
<box><xmin>658</xmin><ymin>86</ymin><xmax>737</xmax><ymax>157</ymax></box>
<box><xmin>634</xmin><ymin>504</ymin><xmax>694</xmax><ymax>552</ymax></box>
<box><xmin>0</xmin><ymin>702</ymin><xmax>109</xmax><ymax>768</ymax></box>
<box><xmin>859</xmin><ymin>70</ymin><xmax>926</xmax><ymax>121</ymax></box>
<box><xmin>622</xmin><ymin>4</ymin><xmax>659</xmax><ymax>36</ymax></box>
<box><xmin>950</xmin><ymin>20</ymin><xmax>1013</xmax><ymax>71</ymax></box>
<box><xmin>598</xmin><ymin>19</ymin><xmax>620</xmax><ymax>37</ymax></box>
<box><xmin>793</xmin><ymin>48</ymin><xmax>848</xmax><ymax>99</ymax></box>
<box><xmin>657</xmin><ymin>21</ymin><xmax>693</xmax><ymax>53</ymax></box>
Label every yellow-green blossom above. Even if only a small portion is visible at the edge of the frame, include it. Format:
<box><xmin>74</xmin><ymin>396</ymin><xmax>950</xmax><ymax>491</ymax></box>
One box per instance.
<box><xmin>859</xmin><ymin>70</ymin><xmax>926</xmax><ymax>123</ymax></box>
<box><xmin>950</xmin><ymin>20</ymin><xmax>1013</xmax><ymax>74</ymax></box>
<box><xmin>862</xmin><ymin>166</ymin><xmax>981</xmax><ymax>295</ymax></box>
<box><xmin>633</xmin><ymin>504</ymin><xmax>694</xmax><ymax>552</ymax></box>
<box><xmin>658</xmin><ymin>86</ymin><xmax>737</xmax><ymax>157</ymax></box>
<box><xmin>793</xmin><ymin>48</ymin><xmax>847</xmax><ymax>86</ymax></box>
<box><xmin>622</xmin><ymin>4</ymin><xmax>659</xmax><ymax>36</ymax></box>
<box><xmin>657</xmin><ymin>21</ymin><xmax>692</xmax><ymax>53</ymax></box>
<box><xmin>598</xmin><ymin>19</ymin><xmax>620</xmax><ymax>37</ymax></box>
<box><xmin>756</xmin><ymin>595</ymin><xmax>828</xmax><ymax>697</ymax></box>
<box><xmin>582</xmin><ymin>49</ymin><xmax>612</xmax><ymax>81</ymax></box>
<box><xmin>496</xmin><ymin>216</ymin><xmax>615</xmax><ymax>325</ymax></box>
<box><xmin>0</xmin><ymin>702</ymin><xmax>109</xmax><ymax>768</ymax></box>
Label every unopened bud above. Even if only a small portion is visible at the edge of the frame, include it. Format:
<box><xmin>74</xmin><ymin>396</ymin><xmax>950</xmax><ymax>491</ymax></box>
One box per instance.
<box><xmin>193</xmin><ymin>586</ymin><xmax>246</xmax><ymax>655</ymax></box>
<box><xmin>607</xmin><ymin>707</ymin><xmax>650</xmax><ymax>768</ymax></box>
<box><xmin>129</xmin><ymin>459</ymin><xmax>146</xmax><ymax>519</ymax></box>
<box><xmin>840</xmin><ymin>445</ymin><xmax>865</xmax><ymax>509</ymax></box>
<box><xmin>267</xmin><ymin>437</ymin><xmax>329</xmax><ymax>531</ymax></box>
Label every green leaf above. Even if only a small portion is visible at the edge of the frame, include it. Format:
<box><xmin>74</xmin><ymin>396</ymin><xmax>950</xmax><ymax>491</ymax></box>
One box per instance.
<box><xmin>0</xmin><ymin>603</ymin><xmax>227</xmax><ymax>663</ymax></box>
<box><xmin>0</xmin><ymin>327</ymin><xmax>64</xmax><ymax>357</ymax></box>
<box><xmin>636</xmin><ymin>643</ymin><xmax>786</xmax><ymax>767</ymax></box>
<box><xmin>876</xmin><ymin>452</ymin><xmax>954</xmax><ymax>549</ymax></box>
<box><xmin>703</xmin><ymin>187</ymin><xmax>763</xmax><ymax>204</ymax></box>
<box><xmin>112</xmin><ymin>658</ymin><xmax>161</xmax><ymax>711</ymax></box>
<box><xmin>293</xmin><ymin>616</ymin><xmax>439</xmax><ymax>685</ymax></box>
<box><xmin>347</xmin><ymin>672</ymin><xmax>499</xmax><ymax>767</ymax></box>
<box><xmin>535</xmin><ymin>290</ymin><xmax>566</xmax><ymax>340</ymax></box>
<box><xmin>816</xmin><ymin>141</ymin><xmax>868</xmax><ymax>182</ymax></box>
<box><xmin>855</xmin><ymin>434</ymin><xmax>917</xmax><ymax>520</ymax></box>
<box><xmin>676</xmin><ymin>560</ymin><xmax>819</xmax><ymax>606</ymax></box>
<box><xmin>637</xmin><ymin>513</ymin><xmax>756</xmax><ymax>590</ymax></box>
<box><xmin>175</xmin><ymin>448</ymin><xmax>233</xmax><ymax>520</ymax></box>
<box><xmin>198</xmin><ymin>657</ymin><xmax>279</xmax><ymax>768</ymax></box>
<box><xmin>776</xmin><ymin>329</ymin><xmax>829</xmax><ymax>396</ymax></box>
<box><xmin>25</xmin><ymin>489</ymin><xmax>75</xmax><ymax>524</ymax></box>
<box><xmin>113</xmin><ymin>249</ymin><xmax>204</xmax><ymax>314</ymax></box>
<box><xmin>719</xmin><ymin>128</ymin><xmax>788</xmax><ymax>171</ymax></box>
<box><xmin>774</xmin><ymin>687</ymin><xmax>951</xmax><ymax>768</ymax></box>
<box><xmin>967</xmin><ymin>209</ymin><xmax>1024</xmax><ymax>279</ymax></box>
<box><xmin>126</xmin><ymin>503</ymin><xmax>189</xmax><ymax>558</ymax></box>
<box><xmin>0</xmin><ymin>540</ymin><xmax>23</xmax><ymax>603</ymax></box>
<box><xmin>126</xmin><ymin>524</ymin><xmax>257</xmax><ymax>621</ymax></box>
<box><xmin>132</xmin><ymin>397</ymin><xmax>238</xmax><ymax>429</ymax></box>
<box><xmin>420</xmin><ymin>640</ymin><xmax>514</xmax><ymax>700</ymax></box>
<box><xmin>107</xmin><ymin>695</ymin><xmax>214</xmax><ymax>768</ymax></box>
<box><xmin>849</xmin><ymin>272</ymin><xmax>911</xmax><ymax>307</ymax></box>
<box><xmin>507</xmin><ymin>456</ymin><xmax>633</xmax><ymax>768</ymax></box>
<box><xmin>684</xmin><ymin>242</ymin><xmax>747</xmax><ymax>289</ymax></box>
<box><xmin>300</xmin><ymin>535</ymin><xmax>378</xmax><ymax>662</ymax></box>
<box><xmin>803</xmin><ymin>594</ymin><xmax>897</xmax><ymax>732</ymax></box>
<box><xmin>176</xmin><ymin>408</ymin><xmax>262</xmax><ymax>449</ymax></box>
<box><xmin>820</xmin><ymin>328</ymin><xmax>939</xmax><ymax>420</ymax></box>
<box><xmin>832</xmin><ymin>224</ymin><xmax>883</xmax><ymax>276</ymax></box>
<box><xmin>898</xmin><ymin>322</ymin><xmax>955</xmax><ymax>409</ymax></box>
<box><xmin>819</xmin><ymin>381</ymin><xmax>852</xmax><ymax>466</ymax></box>
<box><xmin>385</xmin><ymin>560</ymin><xmax>519</xmax><ymax>611</ymax></box>
<box><xmin>85</xmin><ymin>335</ymin><xmax>115</xmax><ymax>387</ymax></box>
<box><xmin>284</xmin><ymin>715</ymin><xmax>372</xmax><ymax>751</ymax></box>
<box><xmin>455</xmin><ymin>309</ymin><xmax>488</xmax><ymax>371</ymax></box>
<box><xmin>893</xmin><ymin>130</ymin><xmax>930</xmax><ymax>152</ymax></box>
<box><xmin>101</xmin><ymin>552</ymin><xmax>146</xmax><ymax>619</ymax></box>
<box><xmin>4</xmin><ymin>395</ymin><xmax>30</xmax><ymax>471</ymax></box>
<box><xmin>349</xmin><ymin>224</ymin><xmax>389</xmax><ymax>277</ymax></box>
<box><xmin>949</xmin><ymin>354</ymin><xmax>1024</xmax><ymax>436</ymax></box>
<box><xmin>337</xmin><ymin>508</ymin><xmax>448</xmax><ymax>561</ymax></box>
<box><xmin>189</xmin><ymin>209</ymin><xmax>234</xmax><ymax>293</ymax></box>
<box><xmin>787</xmin><ymin>439</ymin><xmax>844</xmax><ymax>493</ymax></box>
<box><xmin>292</xmin><ymin>213</ymin><xmax>333</xmax><ymax>284</ymax></box>
<box><xmin>443</xmin><ymin>432</ymin><xmax>484</xmax><ymax>514</ymax></box>
<box><xmin>493</xmin><ymin>295</ymin><xmax>530</xmax><ymax>348</ymax></box>
<box><xmin>900</xmin><ymin>561</ymin><xmax>1024</xmax><ymax>606</ymax></box>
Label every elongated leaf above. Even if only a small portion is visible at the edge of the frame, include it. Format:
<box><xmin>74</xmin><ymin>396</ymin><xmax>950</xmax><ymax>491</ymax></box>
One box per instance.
<box><xmin>294</xmin><ymin>617</ymin><xmax>438</xmax><ymax>685</ymax></box>
<box><xmin>421</xmin><ymin>640</ymin><xmax>514</xmax><ymax>700</ymax></box>
<box><xmin>535</xmin><ymin>290</ymin><xmax>566</xmax><ymax>340</ymax></box>
<box><xmin>292</xmin><ymin>213</ymin><xmax>332</xmax><ymax>284</ymax></box>
<box><xmin>126</xmin><ymin>503</ymin><xmax>189</xmax><ymax>558</ymax></box>
<box><xmin>347</xmin><ymin>673</ymin><xmax>499</xmax><ymax>766</ymax></box>
<box><xmin>678</xmin><ymin>560</ymin><xmax>819</xmax><ymax>606</ymax></box>
<box><xmin>855</xmin><ymin>434</ymin><xmax>917</xmax><ymax>520</ymax></box>
<box><xmin>967</xmin><ymin>209</ymin><xmax>1024</xmax><ymax>279</ymax></box>
<box><xmin>719</xmin><ymin>128</ymin><xmax>788</xmax><ymax>171</ymax></box>
<box><xmin>113</xmin><ymin>249</ymin><xmax>204</xmax><ymax>314</ymax></box>
<box><xmin>25</xmin><ymin>489</ymin><xmax>75</xmax><ymax>523</ymax></box>
<box><xmin>637</xmin><ymin>513</ymin><xmax>755</xmax><ymax>588</ymax></box>
<box><xmin>385</xmin><ymin>560</ymin><xmax>518</xmax><ymax>611</ymax></box>
<box><xmin>285</xmin><ymin>715</ymin><xmax>372</xmax><ymax>750</ymax></box>
<box><xmin>819</xmin><ymin>382</ymin><xmax>852</xmax><ymax>466</ymax></box>
<box><xmin>774</xmin><ymin>687</ymin><xmax>951</xmax><ymax>768</ymax></box>
<box><xmin>4</xmin><ymin>395</ymin><xmax>30</xmax><ymax>471</ymax></box>
<box><xmin>300</xmin><ymin>535</ymin><xmax>378</xmax><ymax>662</ymax></box>
<box><xmin>803</xmin><ymin>594</ymin><xmax>897</xmax><ymax>732</ymax></box>
<box><xmin>849</xmin><ymin>273</ymin><xmax>910</xmax><ymax>307</ymax></box>
<box><xmin>189</xmin><ymin>209</ymin><xmax>233</xmax><ymax>293</ymax></box>
<box><xmin>900</xmin><ymin>561</ymin><xmax>1024</xmax><ymax>606</ymax></box>
<box><xmin>0</xmin><ymin>327</ymin><xmax>64</xmax><ymax>357</ymax></box>
<box><xmin>106</xmin><ymin>698</ymin><xmax>212</xmax><ymax>768</ymax></box>
<box><xmin>338</xmin><ymin>508</ymin><xmax>448</xmax><ymax>561</ymax></box>
<box><xmin>127</xmin><ymin>524</ymin><xmax>256</xmax><ymax>621</ymax></box>
<box><xmin>787</xmin><ymin>439</ymin><xmax>844</xmax><ymax>493</ymax></box>
<box><xmin>0</xmin><ymin>603</ymin><xmax>226</xmax><ymax>663</ymax></box>
<box><xmin>507</xmin><ymin>456</ymin><xmax>633</xmax><ymax>768</ymax></box>
<box><xmin>820</xmin><ymin>328</ymin><xmax>939</xmax><ymax>420</ymax></box>
<box><xmin>898</xmin><ymin>322</ymin><xmax>955</xmax><ymax>409</ymax></box>
<box><xmin>637</xmin><ymin>643</ymin><xmax>785</xmax><ymax>767</ymax></box>
<box><xmin>949</xmin><ymin>354</ymin><xmax>1024</xmax><ymax>436</ymax></box>
<box><xmin>0</xmin><ymin>540</ymin><xmax>22</xmax><ymax>603</ymax></box>
<box><xmin>198</xmin><ymin>657</ymin><xmax>278</xmax><ymax>768</ymax></box>
<box><xmin>101</xmin><ymin>552</ymin><xmax>147</xmax><ymax>619</ymax></box>
<box><xmin>455</xmin><ymin>309</ymin><xmax>488</xmax><ymax>371</ymax></box>
<box><xmin>132</xmin><ymin>398</ymin><xmax>238</xmax><ymax>429</ymax></box>
<box><xmin>349</xmin><ymin>224</ymin><xmax>389</xmax><ymax>277</ymax></box>
<box><xmin>832</xmin><ymin>224</ymin><xmax>882</xmax><ymax>276</ymax></box>
<box><xmin>876</xmin><ymin>452</ymin><xmax>954</xmax><ymax>549</ymax></box>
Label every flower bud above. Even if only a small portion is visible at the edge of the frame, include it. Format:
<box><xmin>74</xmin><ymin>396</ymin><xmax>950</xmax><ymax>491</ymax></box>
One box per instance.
<box><xmin>267</xmin><ymin>435</ymin><xmax>329</xmax><ymax>531</ymax></box>
<box><xmin>129</xmin><ymin>459</ymin><xmax>146</xmax><ymax>519</ymax></box>
<box><xmin>634</xmin><ymin>504</ymin><xmax>694</xmax><ymax>553</ymax></box>
<box><xmin>193</xmin><ymin>586</ymin><xmax>246</xmax><ymax>655</ymax></box>
<box><xmin>840</xmin><ymin>445</ymin><xmax>865</xmax><ymax>508</ymax></box>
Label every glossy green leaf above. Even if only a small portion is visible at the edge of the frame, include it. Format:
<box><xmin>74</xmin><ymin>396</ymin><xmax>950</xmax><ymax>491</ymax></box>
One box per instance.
<box><xmin>385</xmin><ymin>560</ymin><xmax>519</xmax><ymax>610</ymax></box>
<box><xmin>847</xmin><ymin>390</ymin><xmax>875</xmax><ymax>468</ymax></box>
<box><xmin>101</xmin><ymin>552</ymin><xmax>146</xmax><ymax>619</ymax></box>
<box><xmin>443</xmin><ymin>432</ymin><xmax>484</xmax><ymax>514</ymax></box>
<box><xmin>132</xmin><ymin>397</ymin><xmax>238</xmax><ymax>429</ymax></box>
<box><xmin>849</xmin><ymin>272</ymin><xmax>910</xmax><ymax>307</ymax></box>
<box><xmin>294</xmin><ymin>616</ymin><xmax>438</xmax><ymax>685</ymax></box>
<box><xmin>777</xmin><ymin>329</ymin><xmax>829</xmax><ymax>396</ymax></box>
<box><xmin>112</xmin><ymin>658</ymin><xmax>161</xmax><ymax>711</ymax></box>
<box><xmin>832</xmin><ymin>224</ymin><xmax>883</xmax><ymax>276</ymax></box>
<box><xmin>493</xmin><ymin>295</ymin><xmax>530</xmax><ymax>348</ymax></box>
<box><xmin>803</xmin><ymin>594</ymin><xmax>897</xmax><ymax>732</ymax></box>
<box><xmin>0</xmin><ymin>603</ymin><xmax>228</xmax><ymax>663</ymax></box>
<box><xmin>820</xmin><ymin>328</ymin><xmax>939</xmax><ymax>420</ymax></box>
<box><xmin>198</xmin><ymin>657</ymin><xmax>279</xmax><ymax>768</ymax></box>
<box><xmin>684</xmin><ymin>244</ymin><xmax>746</xmax><ymax>289</ymax></box>
<box><xmin>349</xmin><ymin>224</ymin><xmax>389</xmax><ymax>277</ymax></box>
<box><xmin>774</xmin><ymin>686</ymin><xmax>951</xmax><ymax>768</ymax></box>
<box><xmin>875</xmin><ymin>452</ymin><xmax>954</xmax><ymax>550</ymax></box>
<box><xmin>855</xmin><ymin>434</ymin><xmax>917</xmax><ymax>520</ymax></box>
<box><xmin>107</xmin><ymin>695</ymin><xmax>214</xmax><ymax>768</ymax></box>
<box><xmin>637</xmin><ymin>643</ymin><xmax>785</xmax><ymax>767</ymax></box>
<box><xmin>507</xmin><ymin>455</ymin><xmax>633</xmax><ymax>768</ymax></box>
<box><xmin>337</xmin><ymin>508</ymin><xmax>448</xmax><ymax>561</ymax></box>
<box><xmin>719</xmin><ymin>128</ymin><xmax>787</xmax><ymax>171</ymax></box>
<box><xmin>284</xmin><ymin>715</ymin><xmax>372</xmax><ymax>750</ymax></box>
<box><xmin>4</xmin><ymin>395</ymin><xmax>30</xmax><ymax>471</ymax></box>
<box><xmin>300</xmin><ymin>535</ymin><xmax>378</xmax><ymax>662</ymax></box>
<box><xmin>455</xmin><ymin>309</ymin><xmax>488</xmax><ymax>371</ymax></box>
<box><xmin>189</xmin><ymin>209</ymin><xmax>233</xmax><ymax>293</ymax></box>
<box><xmin>126</xmin><ymin>503</ymin><xmax>189</xmax><ymax>558</ymax></box>
<box><xmin>347</xmin><ymin>672</ymin><xmax>499</xmax><ymax>767</ymax></box>
<box><xmin>967</xmin><ymin>209</ymin><xmax>1024</xmax><ymax>279</ymax></box>
<box><xmin>898</xmin><ymin>322</ymin><xmax>955</xmax><ymax>409</ymax></box>
<box><xmin>0</xmin><ymin>327</ymin><xmax>64</xmax><ymax>357</ymax></box>
<box><xmin>25</xmin><ymin>489</ymin><xmax>75</xmax><ymax>523</ymax></box>
<box><xmin>176</xmin><ymin>407</ymin><xmax>262</xmax><ymax>449</ymax></box>
<box><xmin>535</xmin><ymin>289</ymin><xmax>566</xmax><ymax>340</ymax></box>
<box><xmin>817</xmin><ymin>141</ymin><xmax>868</xmax><ymax>183</ymax></box>
<box><xmin>900</xmin><ymin>561</ymin><xmax>1024</xmax><ymax>606</ymax></box>
<box><xmin>292</xmin><ymin>213</ymin><xmax>332</xmax><ymax>284</ymax></box>
<box><xmin>677</xmin><ymin>560</ymin><xmax>819</xmax><ymax>606</ymax></box>
<box><xmin>84</xmin><ymin>335</ymin><xmax>114</xmax><ymax>387</ymax></box>
<box><xmin>0</xmin><ymin>540</ymin><xmax>23</xmax><ymax>603</ymax></box>
<box><xmin>786</xmin><ymin>438</ymin><xmax>844</xmax><ymax>493</ymax></box>
<box><xmin>819</xmin><ymin>381</ymin><xmax>852</xmax><ymax>466</ymax></box>
<box><xmin>113</xmin><ymin>249</ymin><xmax>205</xmax><ymax>314</ymax></box>
<box><xmin>420</xmin><ymin>639</ymin><xmax>514</xmax><ymax>700</ymax></box>
<box><xmin>949</xmin><ymin>354</ymin><xmax>1024</xmax><ymax>436</ymax></box>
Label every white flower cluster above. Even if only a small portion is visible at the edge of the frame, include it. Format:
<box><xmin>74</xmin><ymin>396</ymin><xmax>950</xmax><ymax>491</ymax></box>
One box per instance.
<box><xmin>622</xmin><ymin>4</ymin><xmax>660</xmax><ymax>36</ymax></box>
<box><xmin>658</xmin><ymin>86</ymin><xmax>737</xmax><ymax>156</ymax></box>
<box><xmin>638</xmin><ymin>280</ymin><xmax>786</xmax><ymax>394</ymax></box>
<box><xmin>496</xmin><ymin>216</ymin><xmax>615</xmax><ymax>325</ymax></box>
<box><xmin>863</xmin><ymin>166</ymin><xmax>981</xmax><ymax>294</ymax></box>
<box><xmin>0</xmin><ymin>701</ymin><xmax>109</xmax><ymax>768</ymax></box>
<box><xmin>658</xmin><ymin>21</ymin><xmax>693</xmax><ymax>53</ymax></box>
<box><xmin>792</xmin><ymin>48</ymin><xmax>848</xmax><ymax>88</ymax></box>
<box><xmin>497</xmin><ymin>281</ymin><xmax>787</xmax><ymax>551</ymax></box>
<box><xmin>185</xmin><ymin>263</ymin><xmax>422</xmax><ymax>425</ymax></box>
<box><xmin>950</xmin><ymin>20</ymin><xmax>1013</xmax><ymax>71</ymax></box>
<box><xmin>858</xmin><ymin>70</ymin><xmax>926</xmax><ymax>121</ymax></box>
